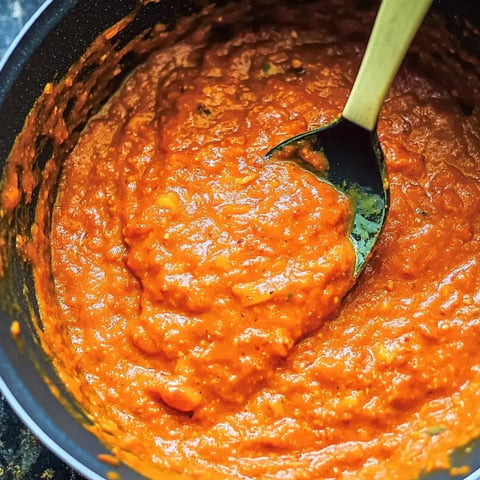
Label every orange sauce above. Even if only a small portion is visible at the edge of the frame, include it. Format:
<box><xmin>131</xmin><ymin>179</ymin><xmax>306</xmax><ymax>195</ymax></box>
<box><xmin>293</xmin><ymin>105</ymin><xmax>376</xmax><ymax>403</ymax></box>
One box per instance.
<box><xmin>24</xmin><ymin>1</ymin><xmax>480</xmax><ymax>479</ymax></box>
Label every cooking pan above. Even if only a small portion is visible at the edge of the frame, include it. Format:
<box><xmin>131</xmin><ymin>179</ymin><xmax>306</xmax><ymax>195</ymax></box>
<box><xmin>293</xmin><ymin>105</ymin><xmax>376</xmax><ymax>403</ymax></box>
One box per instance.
<box><xmin>0</xmin><ymin>0</ymin><xmax>479</xmax><ymax>479</ymax></box>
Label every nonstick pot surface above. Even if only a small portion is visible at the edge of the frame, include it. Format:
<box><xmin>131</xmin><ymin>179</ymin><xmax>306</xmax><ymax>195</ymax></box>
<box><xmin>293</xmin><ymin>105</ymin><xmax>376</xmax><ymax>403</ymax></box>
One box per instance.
<box><xmin>0</xmin><ymin>1</ymin><xmax>480</xmax><ymax>480</ymax></box>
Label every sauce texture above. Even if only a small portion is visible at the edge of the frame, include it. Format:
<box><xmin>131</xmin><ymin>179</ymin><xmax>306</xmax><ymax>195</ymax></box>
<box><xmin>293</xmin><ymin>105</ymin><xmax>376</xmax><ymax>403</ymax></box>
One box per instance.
<box><xmin>29</xmin><ymin>1</ymin><xmax>480</xmax><ymax>479</ymax></box>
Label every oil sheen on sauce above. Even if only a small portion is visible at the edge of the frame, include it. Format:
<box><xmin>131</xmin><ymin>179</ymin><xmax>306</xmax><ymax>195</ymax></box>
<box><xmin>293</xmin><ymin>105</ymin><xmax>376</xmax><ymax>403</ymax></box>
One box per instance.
<box><xmin>31</xmin><ymin>1</ymin><xmax>480</xmax><ymax>479</ymax></box>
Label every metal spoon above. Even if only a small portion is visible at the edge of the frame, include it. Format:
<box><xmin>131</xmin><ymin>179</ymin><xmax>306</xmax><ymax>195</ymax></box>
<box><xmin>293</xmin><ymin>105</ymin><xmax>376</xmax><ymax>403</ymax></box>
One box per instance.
<box><xmin>267</xmin><ymin>0</ymin><xmax>432</xmax><ymax>277</ymax></box>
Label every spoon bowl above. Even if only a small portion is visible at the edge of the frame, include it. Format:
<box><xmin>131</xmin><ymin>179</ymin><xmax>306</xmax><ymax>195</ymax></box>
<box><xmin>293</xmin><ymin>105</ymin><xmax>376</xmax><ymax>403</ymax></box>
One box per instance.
<box><xmin>268</xmin><ymin>0</ymin><xmax>432</xmax><ymax>276</ymax></box>
<box><xmin>267</xmin><ymin>117</ymin><xmax>388</xmax><ymax>277</ymax></box>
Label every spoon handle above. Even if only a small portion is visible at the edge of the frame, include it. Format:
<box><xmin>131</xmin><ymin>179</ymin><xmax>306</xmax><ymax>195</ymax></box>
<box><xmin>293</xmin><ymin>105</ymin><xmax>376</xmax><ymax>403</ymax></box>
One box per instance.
<box><xmin>342</xmin><ymin>0</ymin><xmax>432</xmax><ymax>131</ymax></box>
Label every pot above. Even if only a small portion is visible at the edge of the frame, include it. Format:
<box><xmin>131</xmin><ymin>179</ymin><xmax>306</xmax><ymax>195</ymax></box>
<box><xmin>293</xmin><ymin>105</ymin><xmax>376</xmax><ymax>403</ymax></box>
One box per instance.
<box><xmin>0</xmin><ymin>1</ymin><xmax>479</xmax><ymax>479</ymax></box>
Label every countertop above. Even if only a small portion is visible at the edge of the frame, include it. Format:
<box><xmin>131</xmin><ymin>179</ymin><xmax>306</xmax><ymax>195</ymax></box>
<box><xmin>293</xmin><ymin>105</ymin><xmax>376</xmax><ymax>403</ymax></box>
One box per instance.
<box><xmin>0</xmin><ymin>1</ymin><xmax>84</xmax><ymax>479</ymax></box>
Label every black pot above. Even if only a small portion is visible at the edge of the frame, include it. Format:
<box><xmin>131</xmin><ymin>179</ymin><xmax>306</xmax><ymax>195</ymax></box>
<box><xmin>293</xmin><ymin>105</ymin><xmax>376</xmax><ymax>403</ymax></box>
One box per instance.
<box><xmin>0</xmin><ymin>1</ymin><xmax>479</xmax><ymax>479</ymax></box>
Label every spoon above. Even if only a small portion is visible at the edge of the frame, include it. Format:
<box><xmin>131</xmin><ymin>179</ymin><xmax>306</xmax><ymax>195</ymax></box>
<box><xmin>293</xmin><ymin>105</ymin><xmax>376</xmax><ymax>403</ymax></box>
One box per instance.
<box><xmin>267</xmin><ymin>0</ymin><xmax>432</xmax><ymax>277</ymax></box>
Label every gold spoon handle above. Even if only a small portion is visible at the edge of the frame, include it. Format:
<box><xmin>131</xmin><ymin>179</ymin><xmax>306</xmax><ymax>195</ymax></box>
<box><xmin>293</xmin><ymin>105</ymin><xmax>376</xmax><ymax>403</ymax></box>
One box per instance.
<box><xmin>342</xmin><ymin>0</ymin><xmax>433</xmax><ymax>131</ymax></box>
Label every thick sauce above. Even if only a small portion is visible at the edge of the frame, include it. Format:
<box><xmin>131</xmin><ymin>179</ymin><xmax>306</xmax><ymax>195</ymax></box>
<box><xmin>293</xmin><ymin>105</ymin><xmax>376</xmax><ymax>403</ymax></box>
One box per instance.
<box><xmin>33</xmin><ymin>1</ymin><xmax>480</xmax><ymax>479</ymax></box>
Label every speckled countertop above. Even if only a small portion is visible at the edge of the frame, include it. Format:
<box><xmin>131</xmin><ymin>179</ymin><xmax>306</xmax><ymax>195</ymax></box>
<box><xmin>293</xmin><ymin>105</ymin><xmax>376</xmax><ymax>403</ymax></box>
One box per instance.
<box><xmin>0</xmin><ymin>1</ymin><xmax>83</xmax><ymax>479</ymax></box>
<box><xmin>0</xmin><ymin>0</ymin><xmax>43</xmax><ymax>56</ymax></box>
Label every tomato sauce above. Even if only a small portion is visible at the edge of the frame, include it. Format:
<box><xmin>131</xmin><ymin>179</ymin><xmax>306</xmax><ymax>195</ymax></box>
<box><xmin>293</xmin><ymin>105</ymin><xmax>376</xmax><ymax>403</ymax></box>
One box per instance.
<box><xmin>22</xmin><ymin>1</ymin><xmax>480</xmax><ymax>479</ymax></box>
